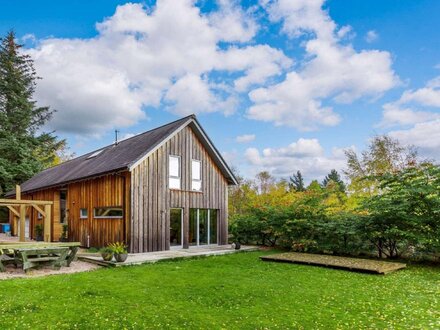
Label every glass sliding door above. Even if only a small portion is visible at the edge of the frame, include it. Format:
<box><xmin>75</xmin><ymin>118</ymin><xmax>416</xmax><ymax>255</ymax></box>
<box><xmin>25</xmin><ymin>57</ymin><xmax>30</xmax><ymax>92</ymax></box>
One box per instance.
<box><xmin>199</xmin><ymin>209</ymin><xmax>208</xmax><ymax>245</ymax></box>
<box><xmin>189</xmin><ymin>209</ymin><xmax>198</xmax><ymax>246</ymax></box>
<box><xmin>170</xmin><ymin>208</ymin><xmax>183</xmax><ymax>247</ymax></box>
<box><xmin>189</xmin><ymin>208</ymin><xmax>218</xmax><ymax>246</ymax></box>
<box><xmin>209</xmin><ymin>209</ymin><xmax>218</xmax><ymax>245</ymax></box>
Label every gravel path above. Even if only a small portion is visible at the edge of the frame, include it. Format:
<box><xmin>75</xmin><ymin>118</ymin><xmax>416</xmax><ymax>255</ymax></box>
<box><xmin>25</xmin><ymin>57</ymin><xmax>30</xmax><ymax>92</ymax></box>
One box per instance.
<box><xmin>0</xmin><ymin>261</ymin><xmax>101</xmax><ymax>280</ymax></box>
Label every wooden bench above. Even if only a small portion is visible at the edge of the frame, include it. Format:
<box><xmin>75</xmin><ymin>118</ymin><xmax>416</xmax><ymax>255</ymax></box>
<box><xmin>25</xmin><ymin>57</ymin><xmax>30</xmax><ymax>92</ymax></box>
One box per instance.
<box><xmin>14</xmin><ymin>247</ymin><xmax>70</xmax><ymax>272</ymax></box>
<box><xmin>0</xmin><ymin>242</ymin><xmax>80</xmax><ymax>273</ymax></box>
<box><xmin>0</xmin><ymin>254</ymin><xmax>16</xmax><ymax>272</ymax></box>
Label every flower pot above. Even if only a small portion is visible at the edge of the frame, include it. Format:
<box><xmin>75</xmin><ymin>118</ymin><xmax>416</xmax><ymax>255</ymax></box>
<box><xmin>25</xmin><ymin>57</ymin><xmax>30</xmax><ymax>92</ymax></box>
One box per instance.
<box><xmin>101</xmin><ymin>252</ymin><xmax>114</xmax><ymax>261</ymax></box>
<box><xmin>36</xmin><ymin>235</ymin><xmax>44</xmax><ymax>242</ymax></box>
<box><xmin>114</xmin><ymin>253</ymin><xmax>128</xmax><ymax>262</ymax></box>
<box><xmin>234</xmin><ymin>242</ymin><xmax>241</xmax><ymax>250</ymax></box>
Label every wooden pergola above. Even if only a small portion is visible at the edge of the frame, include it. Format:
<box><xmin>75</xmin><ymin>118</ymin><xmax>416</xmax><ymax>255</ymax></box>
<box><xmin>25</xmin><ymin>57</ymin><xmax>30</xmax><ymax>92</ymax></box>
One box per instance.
<box><xmin>0</xmin><ymin>185</ymin><xmax>52</xmax><ymax>242</ymax></box>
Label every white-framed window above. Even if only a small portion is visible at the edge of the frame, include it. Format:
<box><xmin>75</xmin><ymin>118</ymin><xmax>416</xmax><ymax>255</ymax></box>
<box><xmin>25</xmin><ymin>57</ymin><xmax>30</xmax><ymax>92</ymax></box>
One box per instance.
<box><xmin>80</xmin><ymin>208</ymin><xmax>88</xmax><ymax>219</ymax></box>
<box><xmin>169</xmin><ymin>155</ymin><xmax>181</xmax><ymax>190</ymax></box>
<box><xmin>191</xmin><ymin>159</ymin><xmax>202</xmax><ymax>191</ymax></box>
<box><xmin>93</xmin><ymin>207</ymin><xmax>123</xmax><ymax>219</ymax></box>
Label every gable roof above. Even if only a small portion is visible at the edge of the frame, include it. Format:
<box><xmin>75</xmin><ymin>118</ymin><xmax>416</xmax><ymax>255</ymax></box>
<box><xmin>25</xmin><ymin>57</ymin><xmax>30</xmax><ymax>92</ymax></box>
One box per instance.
<box><xmin>11</xmin><ymin>115</ymin><xmax>237</xmax><ymax>195</ymax></box>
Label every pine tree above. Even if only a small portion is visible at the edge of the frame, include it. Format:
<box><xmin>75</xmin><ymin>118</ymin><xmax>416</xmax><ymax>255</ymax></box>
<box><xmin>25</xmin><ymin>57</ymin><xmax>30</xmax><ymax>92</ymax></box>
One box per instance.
<box><xmin>0</xmin><ymin>31</ymin><xmax>65</xmax><ymax>195</ymax></box>
<box><xmin>322</xmin><ymin>169</ymin><xmax>346</xmax><ymax>193</ymax></box>
<box><xmin>289</xmin><ymin>170</ymin><xmax>305</xmax><ymax>192</ymax></box>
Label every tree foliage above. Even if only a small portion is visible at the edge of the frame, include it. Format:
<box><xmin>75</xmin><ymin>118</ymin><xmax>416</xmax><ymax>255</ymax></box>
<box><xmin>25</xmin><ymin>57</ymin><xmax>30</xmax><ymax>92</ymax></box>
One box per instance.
<box><xmin>344</xmin><ymin>135</ymin><xmax>418</xmax><ymax>196</ymax></box>
<box><xmin>322</xmin><ymin>169</ymin><xmax>346</xmax><ymax>193</ymax></box>
<box><xmin>360</xmin><ymin>163</ymin><xmax>440</xmax><ymax>258</ymax></box>
<box><xmin>289</xmin><ymin>170</ymin><xmax>305</xmax><ymax>192</ymax></box>
<box><xmin>0</xmin><ymin>31</ymin><xmax>65</xmax><ymax>195</ymax></box>
<box><xmin>229</xmin><ymin>145</ymin><xmax>440</xmax><ymax>260</ymax></box>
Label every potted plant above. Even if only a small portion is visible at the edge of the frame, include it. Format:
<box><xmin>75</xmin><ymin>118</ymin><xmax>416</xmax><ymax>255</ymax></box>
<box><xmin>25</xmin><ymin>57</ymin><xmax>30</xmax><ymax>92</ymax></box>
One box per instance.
<box><xmin>230</xmin><ymin>222</ymin><xmax>242</xmax><ymax>250</ymax></box>
<box><xmin>35</xmin><ymin>224</ymin><xmax>44</xmax><ymax>241</ymax></box>
<box><xmin>109</xmin><ymin>242</ymin><xmax>128</xmax><ymax>262</ymax></box>
<box><xmin>59</xmin><ymin>224</ymin><xmax>68</xmax><ymax>242</ymax></box>
<box><xmin>100</xmin><ymin>247</ymin><xmax>114</xmax><ymax>261</ymax></box>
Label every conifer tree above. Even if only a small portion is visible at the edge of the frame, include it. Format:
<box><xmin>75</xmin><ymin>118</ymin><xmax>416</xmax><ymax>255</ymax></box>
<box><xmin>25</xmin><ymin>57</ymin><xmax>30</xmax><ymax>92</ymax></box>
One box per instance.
<box><xmin>289</xmin><ymin>170</ymin><xmax>305</xmax><ymax>192</ymax></box>
<box><xmin>322</xmin><ymin>169</ymin><xmax>346</xmax><ymax>193</ymax></box>
<box><xmin>0</xmin><ymin>31</ymin><xmax>65</xmax><ymax>195</ymax></box>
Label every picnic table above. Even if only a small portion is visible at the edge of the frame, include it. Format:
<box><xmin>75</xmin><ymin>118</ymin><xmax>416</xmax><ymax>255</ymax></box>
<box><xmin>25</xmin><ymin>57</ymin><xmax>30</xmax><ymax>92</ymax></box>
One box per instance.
<box><xmin>0</xmin><ymin>242</ymin><xmax>80</xmax><ymax>273</ymax></box>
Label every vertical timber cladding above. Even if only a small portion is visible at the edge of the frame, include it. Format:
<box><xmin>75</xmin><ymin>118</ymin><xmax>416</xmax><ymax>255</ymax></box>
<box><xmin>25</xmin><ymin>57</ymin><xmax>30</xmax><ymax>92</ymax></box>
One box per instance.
<box><xmin>130</xmin><ymin>125</ymin><xmax>229</xmax><ymax>253</ymax></box>
<box><xmin>67</xmin><ymin>172</ymin><xmax>131</xmax><ymax>248</ymax></box>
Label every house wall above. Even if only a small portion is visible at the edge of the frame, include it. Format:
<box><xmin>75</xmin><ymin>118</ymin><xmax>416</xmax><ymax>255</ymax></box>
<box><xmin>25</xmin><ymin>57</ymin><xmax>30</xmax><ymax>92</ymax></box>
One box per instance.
<box><xmin>67</xmin><ymin>173</ymin><xmax>131</xmax><ymax>247</ymax></box>
<box><xmin>130</xmin><ymin>125</ymin><xmax>229</xmax><ymax>253</ymax></box>
<box><xmin>9</xmin><ymin>173</ymin><xmax>130</xmax><ymax>247</ymax></box>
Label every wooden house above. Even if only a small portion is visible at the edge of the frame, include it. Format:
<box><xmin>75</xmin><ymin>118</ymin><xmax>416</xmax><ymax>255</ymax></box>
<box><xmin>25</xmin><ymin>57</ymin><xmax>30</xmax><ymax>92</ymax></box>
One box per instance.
<box><xmin>7</xmin><ymin>115</ymin><xmax>237</xmax><ymax>253</ymax></box>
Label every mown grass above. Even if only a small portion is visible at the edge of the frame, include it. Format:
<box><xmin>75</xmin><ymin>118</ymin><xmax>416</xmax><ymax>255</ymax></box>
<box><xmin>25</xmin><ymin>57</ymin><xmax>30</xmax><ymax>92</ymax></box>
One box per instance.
<box><xmin>0</xmin><ymin>251</ymin><xmax>438</xmax><ymax>329</ymax></box>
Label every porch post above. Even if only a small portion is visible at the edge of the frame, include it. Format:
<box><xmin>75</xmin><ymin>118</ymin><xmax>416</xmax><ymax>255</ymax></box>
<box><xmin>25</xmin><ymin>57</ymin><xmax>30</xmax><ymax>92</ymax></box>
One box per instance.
<box><xmin>19</xmin><ymin>205</ymin><xmax>26</xmax><ymax>242</ymax></box>
<box><xmin>44</xmin><ymin>204</ymin><xmax>51</xmax><ymax>242</ymax></box>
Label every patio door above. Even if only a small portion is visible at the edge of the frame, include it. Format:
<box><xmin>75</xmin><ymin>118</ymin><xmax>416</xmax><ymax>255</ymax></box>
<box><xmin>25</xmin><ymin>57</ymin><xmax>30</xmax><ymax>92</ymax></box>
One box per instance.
<box><xmin>170</xmin><ymin>208</ymin><xmax>183</xmax><ymax>248</ymax></box>
<box><xmin>189</xmin><ymin>209</ymin><xmax>218</xmax><ymax>246</ymax></box>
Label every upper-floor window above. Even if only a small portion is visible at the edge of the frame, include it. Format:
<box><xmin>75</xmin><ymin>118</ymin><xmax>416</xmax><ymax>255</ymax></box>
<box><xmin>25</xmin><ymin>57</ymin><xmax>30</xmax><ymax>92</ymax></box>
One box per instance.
<box><xmin>169</xmin><ymin>155</ymin><xmax>181</xmax><ymax>190</ymax></box>
<box><xmin>191</xmin><ymin>159</ymin><xmax>202</xmax><ymax>191</ymax></box>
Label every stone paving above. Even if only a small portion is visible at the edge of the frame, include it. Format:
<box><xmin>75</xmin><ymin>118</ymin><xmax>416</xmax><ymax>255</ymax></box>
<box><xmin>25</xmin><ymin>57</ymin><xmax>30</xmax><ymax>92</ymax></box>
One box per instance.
<box><xmin>79</xmin><ymin>245</ymin><xmax>259</xmax><ymax>267</ymax></box>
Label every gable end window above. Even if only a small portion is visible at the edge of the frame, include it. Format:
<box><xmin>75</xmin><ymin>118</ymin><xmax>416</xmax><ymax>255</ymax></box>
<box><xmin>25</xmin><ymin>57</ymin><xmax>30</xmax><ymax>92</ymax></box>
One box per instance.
<box><xmin>191</xmin><ymin>159</ymin><xmax>202</xmax><ymax>191</ymax></box>
<box><xmin>169</xmin><ymin>155</ymin><xmax>181</xmax><ymax>190</ymax></box>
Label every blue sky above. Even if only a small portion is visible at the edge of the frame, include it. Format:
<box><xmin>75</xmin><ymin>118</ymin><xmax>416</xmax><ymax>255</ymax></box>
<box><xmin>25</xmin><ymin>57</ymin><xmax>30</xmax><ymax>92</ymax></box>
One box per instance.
<box><xmin>1</xmin><ymin>0</ymin><xmax>439</xmax><ymax>181</ymax></box>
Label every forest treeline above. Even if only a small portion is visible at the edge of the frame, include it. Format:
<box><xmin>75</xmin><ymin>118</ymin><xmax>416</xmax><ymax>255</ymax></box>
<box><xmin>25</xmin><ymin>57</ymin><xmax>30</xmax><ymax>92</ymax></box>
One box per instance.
<box><xmin>229</xmin><ymin>136</ymin><xmax>440</xmax><ymax>260</ymax></box>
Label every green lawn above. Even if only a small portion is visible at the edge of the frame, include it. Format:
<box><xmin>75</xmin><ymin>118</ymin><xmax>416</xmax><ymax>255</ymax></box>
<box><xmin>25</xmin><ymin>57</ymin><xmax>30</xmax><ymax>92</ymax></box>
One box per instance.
<box><xmin>0</xmin><ymin>251</ymin><xmax>438</xmax><ymax>329</ymax></box>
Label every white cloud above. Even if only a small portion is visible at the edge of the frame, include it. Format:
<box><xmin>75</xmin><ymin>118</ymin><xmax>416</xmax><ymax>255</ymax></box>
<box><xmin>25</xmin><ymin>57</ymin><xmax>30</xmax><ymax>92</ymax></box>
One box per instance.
<box><xmin>389</xmin><ymin>119</ymin><xmax>440</xmax><ymax>158</ymax></box>
<box><xmin>236</xmin><ymin>134</ymin><xmax>256</xmax><ymax>143</ymax></box>
<box><xmin>208</xmin><ymin>0</ymin><xmax>258</xmax><ymax>42</ymax></box>
<box><xmin>380</xmin><ymin>103</ymin><xmax>440</xmax><ymax>128</ymax></box>
<box><xmin>247</xmin><ymin>0</ymin><xmax>399</xmax><ymax>130</ymax></box>
<box><xmin>244</xmin><ymin>138</ymin><xmax>349</xmax><ymax>180</ymax></box>
<box><xmin>398</xmin><ymin>77</ymin><xmax>440</xmax><ymax>107</ymax></box>
<box><xmin>220</xmin><ymin>45</ymin><xmax>292</xmax><ymax>92</ymax></box>
<box><xmin>365</xmin><ymin>30</ymin><xmax>378</xmax><ymax>43</ymax></box>
<box><xmin>380</xmin><ymin>75</ymin><xmax>440</xmax><ymax>127</ymax></box>
<box><xmin>27</xmin><ymin>0</ymin><xmax>289</xmax><ymax>134</ymax></box>
<box><xmin>382</xmin><ymin>76</ymin><xmax>440</xmax><ymax>158</ymax></box>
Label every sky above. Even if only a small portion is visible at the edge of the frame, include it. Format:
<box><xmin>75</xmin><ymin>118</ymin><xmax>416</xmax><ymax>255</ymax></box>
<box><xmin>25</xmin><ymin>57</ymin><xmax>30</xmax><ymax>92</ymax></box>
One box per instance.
<box><xmin>1</xmin><ymin>0</ymin><xmax>439</xmax><ymax>182</ymax></box>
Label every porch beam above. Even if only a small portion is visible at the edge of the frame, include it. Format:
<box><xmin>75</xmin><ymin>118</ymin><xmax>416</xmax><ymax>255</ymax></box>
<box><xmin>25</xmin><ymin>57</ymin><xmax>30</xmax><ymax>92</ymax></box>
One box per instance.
<box><xmin>31</xmin><ymin>204</ymin><xmax>46</xmax><ymax>218</ymax></box>
<box><xmin>0</xmin><ymin>199</ymin><xmax>53</xmax><ymax>205</ymax></box>
<box><xmin>6</xmin><ymin>206</ymin><xmax>19</xmax><ymax>217</ymax></box>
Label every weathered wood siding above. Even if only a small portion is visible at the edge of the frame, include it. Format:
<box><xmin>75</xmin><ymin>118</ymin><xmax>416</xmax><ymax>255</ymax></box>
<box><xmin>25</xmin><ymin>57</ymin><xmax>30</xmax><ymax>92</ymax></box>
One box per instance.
<box><xmin>130</xmin><ymin>125</ymin><xmax>229</xmax><ymax>253</ymax></box>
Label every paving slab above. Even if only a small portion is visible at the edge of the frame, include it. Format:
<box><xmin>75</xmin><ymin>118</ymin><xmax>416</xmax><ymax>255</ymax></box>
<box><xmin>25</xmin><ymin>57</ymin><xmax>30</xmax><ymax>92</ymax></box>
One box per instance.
<box><xmin>261</xmin><ymin>252</ymin><xmax>406</xmax><ymax>274</ymax></box>
<box><xmin>79</xmin><ymin>245</ymin><xmax>259</xmax><ymax>267</ymax></box>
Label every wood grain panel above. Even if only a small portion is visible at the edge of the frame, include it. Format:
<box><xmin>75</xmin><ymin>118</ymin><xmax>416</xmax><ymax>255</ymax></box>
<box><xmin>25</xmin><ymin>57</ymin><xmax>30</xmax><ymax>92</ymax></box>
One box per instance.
<box><xmin>130</xmin><ymin>125</ymin><xmax>229</xmax><ymax>253</ymax></box>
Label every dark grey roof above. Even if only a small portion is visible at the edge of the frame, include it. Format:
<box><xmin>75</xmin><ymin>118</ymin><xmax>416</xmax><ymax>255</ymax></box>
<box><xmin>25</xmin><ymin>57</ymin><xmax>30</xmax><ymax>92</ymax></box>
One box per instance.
<box><xmin>9</xmin><ymin>114</ymin><xmax>236</xmax><ymax>195</ymax></box>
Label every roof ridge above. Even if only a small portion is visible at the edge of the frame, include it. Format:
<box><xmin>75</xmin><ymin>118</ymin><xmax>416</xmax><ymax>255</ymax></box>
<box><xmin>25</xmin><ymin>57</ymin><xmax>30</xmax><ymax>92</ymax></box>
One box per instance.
<box><xmin>39</xmin><ymin>115</ymin><xmax>195</xmax><ymax>172</ymax></box>
<box><xmin>111</xmin><ymin>114</ymin><xmax>194</xmax><ymax>145</ymax></box>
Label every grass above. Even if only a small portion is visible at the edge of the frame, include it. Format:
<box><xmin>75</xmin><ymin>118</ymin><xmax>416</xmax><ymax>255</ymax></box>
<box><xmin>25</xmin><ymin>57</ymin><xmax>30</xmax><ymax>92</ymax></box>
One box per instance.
<box><xmin>0</xmin><ymin>250</ymin><xmax>438</xmax><ymax>329</ymax></box>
